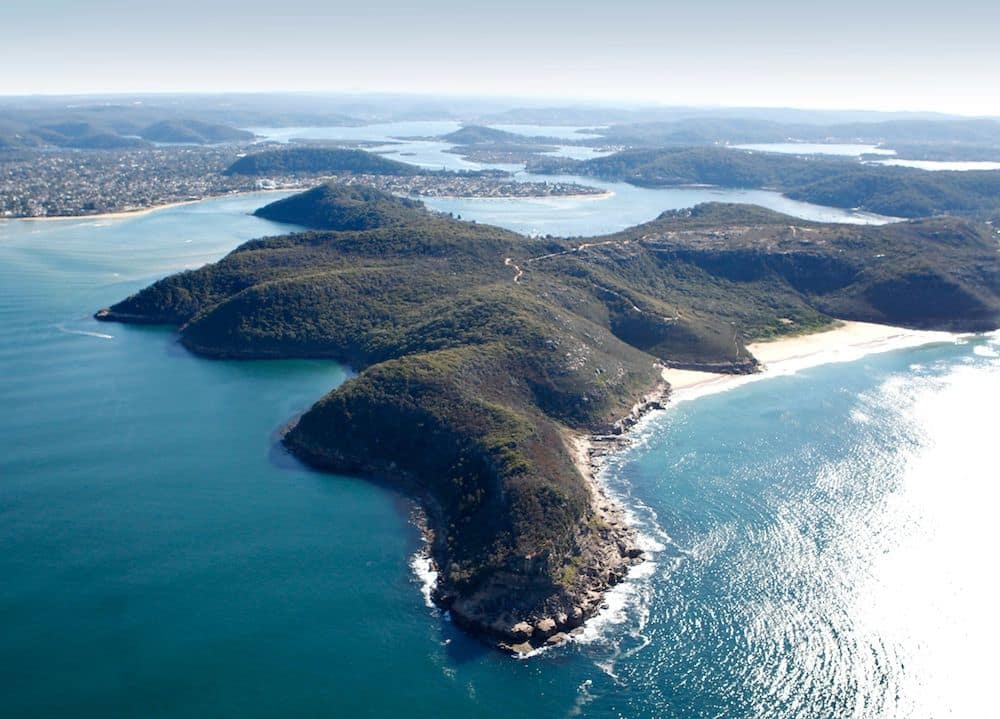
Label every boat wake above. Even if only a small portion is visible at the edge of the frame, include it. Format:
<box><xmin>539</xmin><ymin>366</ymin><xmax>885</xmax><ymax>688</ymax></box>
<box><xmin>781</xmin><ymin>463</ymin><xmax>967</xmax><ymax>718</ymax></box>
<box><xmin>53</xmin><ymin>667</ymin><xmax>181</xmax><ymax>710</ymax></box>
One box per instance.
<box><xmin>56</xmin><ymin>324</ymin><xmax>113</xmax><ymax>340</ymax></box>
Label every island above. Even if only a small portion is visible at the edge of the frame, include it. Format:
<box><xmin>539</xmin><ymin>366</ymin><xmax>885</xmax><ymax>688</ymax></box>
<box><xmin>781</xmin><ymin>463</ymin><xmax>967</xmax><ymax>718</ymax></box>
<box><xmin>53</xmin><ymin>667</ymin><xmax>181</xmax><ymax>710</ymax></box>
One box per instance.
<box><xmin>95</xmin><ymin>183</ymin><xmax>999</xmax><ymax>652</ymax></box>
<box><xmin>438</xmin><ymin>125</ymin><xmax>565</xmax><ymax>165</ymax></box>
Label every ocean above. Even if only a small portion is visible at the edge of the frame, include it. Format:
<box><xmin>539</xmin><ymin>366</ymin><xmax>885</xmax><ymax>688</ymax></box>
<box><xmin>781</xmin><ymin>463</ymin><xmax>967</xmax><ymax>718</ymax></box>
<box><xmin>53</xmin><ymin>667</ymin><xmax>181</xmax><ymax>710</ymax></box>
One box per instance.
<box><xmin>1</xmin><ymin>187</ymin><xmax>997</xmax><ymax>717</ymax></box>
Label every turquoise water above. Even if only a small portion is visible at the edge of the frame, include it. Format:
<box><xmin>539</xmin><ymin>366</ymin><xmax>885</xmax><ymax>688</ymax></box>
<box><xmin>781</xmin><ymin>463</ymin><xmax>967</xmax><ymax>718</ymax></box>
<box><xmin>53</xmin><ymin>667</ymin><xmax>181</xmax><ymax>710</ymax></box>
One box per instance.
<box><xmin>2</xmin><ymin>195</ymin><xmax>997</xmax><ymax>717</ymax></box>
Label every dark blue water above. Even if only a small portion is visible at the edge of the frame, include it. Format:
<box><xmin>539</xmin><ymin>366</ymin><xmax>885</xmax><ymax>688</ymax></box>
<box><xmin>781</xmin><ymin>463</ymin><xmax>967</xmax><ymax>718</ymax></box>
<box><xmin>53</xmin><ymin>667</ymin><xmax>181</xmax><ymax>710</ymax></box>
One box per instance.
<box><xmin>2</xmin><ymin>195</ymin><xmax>996</xmax><ymax>717</ymax></box>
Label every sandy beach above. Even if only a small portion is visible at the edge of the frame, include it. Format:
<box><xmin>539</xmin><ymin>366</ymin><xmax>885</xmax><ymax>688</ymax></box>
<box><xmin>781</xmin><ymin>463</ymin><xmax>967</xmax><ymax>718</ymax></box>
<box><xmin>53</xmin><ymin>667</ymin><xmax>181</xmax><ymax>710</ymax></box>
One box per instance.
<box><xmin>0</xmin><ymin>188</ymin><xmax>312</xmax><ymax>223</ymax></box>
<box><xmin>571</xmin><ymin>320</ymin><xmax>958</xmax><ymax>482</ymax></box>
<box><xmin>2</xmin><ymin>199</ymin><xmax>205</xmax><ymax>222</ymax></box>
<box><xmin>663</xmin><ymin>320</ymin><xmax>957</xmax><ymax>401</ymax></box>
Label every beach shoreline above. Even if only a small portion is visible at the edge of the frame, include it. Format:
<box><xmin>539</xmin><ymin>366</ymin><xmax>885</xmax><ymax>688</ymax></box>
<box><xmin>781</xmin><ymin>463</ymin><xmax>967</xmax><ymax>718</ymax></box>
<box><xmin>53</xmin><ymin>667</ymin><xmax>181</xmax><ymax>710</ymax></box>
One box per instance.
<box><xmin>1</xmin><ymin>187</ymin><xmax>614</xmax><ymax>223</ymax></box>
<box><xmin>568</xmin><ymin>318</ymin><xmax>959</xmax><ymax>536</ymax></box>
<box><xmin>2</xmin><ymin>199</ymin><xmax>205</xmax><ymax>222</ymax></box>
<box><xmin>0</xmin><ymin>188</ymin><xmax>308</xmax><ymax>223</ymax></box>
<box><xmin>663</xmin><ymin>320</ymin><xmax>957</xmax><ymax>401</ymax></box>
<box><xmin>560</xmin><ymin>319</ymin><xmax>960</xmax><ymax>652</ymax></box>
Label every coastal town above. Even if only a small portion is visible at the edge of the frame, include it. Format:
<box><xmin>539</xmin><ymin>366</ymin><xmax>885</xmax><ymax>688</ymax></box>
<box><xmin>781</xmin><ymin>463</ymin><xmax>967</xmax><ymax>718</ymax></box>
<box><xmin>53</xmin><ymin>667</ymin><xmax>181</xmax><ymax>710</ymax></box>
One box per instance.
<box><xmin>0</xmin><ymin>144</ymin><xmax>605</xmax><ymax>218</ymax></box>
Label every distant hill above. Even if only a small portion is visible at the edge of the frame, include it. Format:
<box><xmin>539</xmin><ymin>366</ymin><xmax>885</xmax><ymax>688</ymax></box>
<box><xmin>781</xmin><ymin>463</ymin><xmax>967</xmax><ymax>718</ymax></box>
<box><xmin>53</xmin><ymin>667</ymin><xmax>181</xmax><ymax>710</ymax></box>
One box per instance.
<box><xmin>0</xmin><ymin>117</ymin><xmax>253</xmax><ymax>149</ymax></box>
<box><xmin>253</xmin><ymin>183</ymin><xmax>424</xmax><ymax>230</ymax></box>
<box><xmin>442</xmin><ymin>125</ymin><xmax>531</xmax><ymax>145</ymax></box>
<box><xmin>0</xmin><ymin>95</ymin><xmax>370</xmax><ymax>140</ymax></box>
<box><xmin>530</xmin><ymin>146</ymin><xmax>1000</xmax><ymax>220</ymax></box>
<box><xmin>29</xmin><ymin>121</ymin><xmax>149</xmax><ymax>149</ymax></box>
<box><xmin>596</xmin><ymin>116</ymin><xmax>1000</xmax><ymax>147</ymax></box>
<box><xmin>0</xmin><ymin>122</ymin><xmax>37</xmax><ymax>149</ymax></box>
<box><xmin>474</xmin><ymin>105</ymin><xmax>956</xmax><ymax>128</ymax></box>
<box><xmin>597</xmin><ymin>118</ymin><xmax>796</xmax><ymax>146</ymax></box>
<box><xmin>225</xmin><ymin>147</ymin><xmax>423</xmax><ymax>176</ymax></box>
<box><xmin>139</xmin><ymin>119</ymin><xmax>255</xmax><ymax>144</ymax></box>
<box><xmin>97</xmin><ymin>183</ymin><xmax>999</xmax><ymax>652</ymax></box>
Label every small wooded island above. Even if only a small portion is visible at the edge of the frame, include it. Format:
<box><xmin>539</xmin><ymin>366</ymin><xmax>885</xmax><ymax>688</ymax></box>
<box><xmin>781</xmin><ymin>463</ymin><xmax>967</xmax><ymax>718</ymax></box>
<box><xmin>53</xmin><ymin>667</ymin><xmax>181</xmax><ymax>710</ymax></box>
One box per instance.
<box><xmin>96</xmin><ymin>183</ymin><xmax>999</xmax><ymax>652</ymax></box>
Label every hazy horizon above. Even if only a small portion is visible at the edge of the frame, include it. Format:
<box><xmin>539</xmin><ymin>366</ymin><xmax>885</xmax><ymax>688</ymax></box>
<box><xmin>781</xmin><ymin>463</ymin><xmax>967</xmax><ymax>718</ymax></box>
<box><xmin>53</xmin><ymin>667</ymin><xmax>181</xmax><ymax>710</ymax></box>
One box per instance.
<box><xmin>3</xmin><ymin>0</ymin><xmax>998</xmax><ymax>116</ymax></box>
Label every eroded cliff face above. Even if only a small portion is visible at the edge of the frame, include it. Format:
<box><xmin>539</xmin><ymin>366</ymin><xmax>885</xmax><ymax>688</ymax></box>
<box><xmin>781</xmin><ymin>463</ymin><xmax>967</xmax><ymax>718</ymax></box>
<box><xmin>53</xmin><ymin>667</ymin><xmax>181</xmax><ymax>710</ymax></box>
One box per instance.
<box><xmin>96</xmin><ymin>185</ymin><xmax>1000</xmax><ymax>651</ymax></box>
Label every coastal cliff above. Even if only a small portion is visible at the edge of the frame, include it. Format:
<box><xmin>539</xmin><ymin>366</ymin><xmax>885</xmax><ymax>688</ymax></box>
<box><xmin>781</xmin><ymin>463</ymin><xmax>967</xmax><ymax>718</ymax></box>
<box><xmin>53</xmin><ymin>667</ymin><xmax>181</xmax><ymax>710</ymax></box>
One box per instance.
<box><xmin>96</xmin><ymin>184</ymin><xmax>999</xmax><ymax>651</ymax></box>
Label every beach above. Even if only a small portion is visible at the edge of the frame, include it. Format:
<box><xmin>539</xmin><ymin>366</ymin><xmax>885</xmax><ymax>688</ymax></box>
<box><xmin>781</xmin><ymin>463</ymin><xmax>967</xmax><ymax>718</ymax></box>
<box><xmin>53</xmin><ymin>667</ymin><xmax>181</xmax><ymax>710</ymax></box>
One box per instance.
<box><xmin>1</xmin><ymin>199</ymin><xmax>208</xmax><ymax>222</ymax></box>
<box><xmin>569</xmin><ymin>319</ymin><xmax>959</xmax><ymax>536</ymax></box>
<box><xmin>663</xmin><ymin>320</ymin><xmax>957</xmax><ymax>401</ymax></box>
<box><xmin>0</xmin><ymin>189</ymin><xmax>308</xmax><ymax>222</ymax></box>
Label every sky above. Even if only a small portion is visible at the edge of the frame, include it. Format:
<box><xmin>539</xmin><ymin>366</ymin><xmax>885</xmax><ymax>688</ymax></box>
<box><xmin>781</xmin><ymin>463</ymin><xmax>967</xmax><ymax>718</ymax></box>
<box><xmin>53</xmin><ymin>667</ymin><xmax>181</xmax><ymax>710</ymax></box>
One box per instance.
<box><xmin>2</xmin><ymin>0</ymin><xmax>998</xmax><ymax>115</ymax></box>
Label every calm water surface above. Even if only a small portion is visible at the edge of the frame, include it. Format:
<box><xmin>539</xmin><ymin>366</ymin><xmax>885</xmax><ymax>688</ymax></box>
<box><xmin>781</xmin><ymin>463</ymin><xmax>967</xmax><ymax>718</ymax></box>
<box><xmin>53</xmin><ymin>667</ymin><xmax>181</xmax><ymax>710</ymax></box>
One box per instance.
<box><xmin>249</xmin><ymin>124</ymin><xmax>898</xmax><ymax>230</ymax></box>
<box><xmin>872</xmin><ymin>158</ymin><xmax>1000</xmax><ymax>171</ymax></box>
<box><xmin>485</xmin><ymin>124</ymin><xmax>605</xmax><ymax>140</ymax></box>
<box><xmin>424</xmin><ymin>171</ymin><xmax>896</xmax><ymax>236</ymax></box>
<box><xmin>2</xmin><ymin>178</ymin><xmax>996</xmax><ymax>718</ymax></box>
<box><xmin>732</xmin><ymin>142</ymin><xmax>897</xmax><ymax>157</ymax></box>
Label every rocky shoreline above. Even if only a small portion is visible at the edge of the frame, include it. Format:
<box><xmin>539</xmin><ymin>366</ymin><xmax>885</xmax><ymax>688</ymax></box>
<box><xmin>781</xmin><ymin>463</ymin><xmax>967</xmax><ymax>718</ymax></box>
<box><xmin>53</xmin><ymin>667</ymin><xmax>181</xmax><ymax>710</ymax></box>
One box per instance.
<box><xmin>277</xmin><ymin>380</ymin><xmax>671</xmax><ymax>657</ymax></box>
<box><xmin>500</xmin><ymin>383</ymin><xmax>677</xmax><ymax>655</ymax></box>
<box><xmin>430</xmin><ymin>382</ymin><xmax>675</xmax><ymax>656</ymax></box>
<box><xmin>310</xmin><ymin>322</ymin><xmax>969</xmax><ymax>656</ymax></box>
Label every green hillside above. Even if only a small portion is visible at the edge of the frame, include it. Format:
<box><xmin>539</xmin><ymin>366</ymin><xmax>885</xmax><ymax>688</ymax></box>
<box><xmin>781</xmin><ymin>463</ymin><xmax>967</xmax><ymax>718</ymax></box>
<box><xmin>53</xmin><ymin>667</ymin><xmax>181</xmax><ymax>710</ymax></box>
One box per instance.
<box><xmin>97</xmin><ymin>183</ymin><xmax>1000</xmax><ymax>649</ymax></box>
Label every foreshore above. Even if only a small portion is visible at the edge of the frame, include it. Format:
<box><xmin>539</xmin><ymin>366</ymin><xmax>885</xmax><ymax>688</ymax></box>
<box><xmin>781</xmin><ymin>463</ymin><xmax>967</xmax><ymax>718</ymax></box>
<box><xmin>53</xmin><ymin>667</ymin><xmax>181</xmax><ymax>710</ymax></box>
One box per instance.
<box><xmin>0</xmin><ymin>188</ymin><xmax>306</xmax><ymax>222</ymax></box>
<box><xmin>662</xmin><ymin>320</ymin><xmax>956</xmax><ymax>401</ymax></box>
<box><xmin>1</xmin><ymin>186</ymin><xmax>614</xmax><ymax>222</ymax></box>
<box><xmin>575</xmin><ymin>321</ymin><xmax>958</xmax><ymax>479</ymax></box>
<box><xmin>2</xmin><ymin>199</ymin><xmax>204</xmax><ymax>222</ymax></box>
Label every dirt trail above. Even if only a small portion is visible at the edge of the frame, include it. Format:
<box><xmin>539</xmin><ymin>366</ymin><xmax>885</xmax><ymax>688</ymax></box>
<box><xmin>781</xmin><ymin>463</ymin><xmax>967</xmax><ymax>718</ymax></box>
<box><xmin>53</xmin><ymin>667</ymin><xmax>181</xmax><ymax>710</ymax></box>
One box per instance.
<box><xmin>504</xmin><ymin>257</ymin><xmax>524</xmax><ymax>283</ymax></box>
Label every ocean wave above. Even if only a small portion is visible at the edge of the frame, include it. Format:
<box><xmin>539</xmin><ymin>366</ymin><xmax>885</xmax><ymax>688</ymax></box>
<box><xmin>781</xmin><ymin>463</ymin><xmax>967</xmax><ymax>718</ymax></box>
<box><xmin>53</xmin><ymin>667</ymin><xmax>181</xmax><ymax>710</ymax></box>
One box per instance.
<box><xmin>409</xmin><ymin>550</ymin><xmax>439</xmax><ymax>610</ymax></box>
<box><xmin>572</xmin><ymin>444</ymin><xmax>680</xmax><ymax>677</ymax></box>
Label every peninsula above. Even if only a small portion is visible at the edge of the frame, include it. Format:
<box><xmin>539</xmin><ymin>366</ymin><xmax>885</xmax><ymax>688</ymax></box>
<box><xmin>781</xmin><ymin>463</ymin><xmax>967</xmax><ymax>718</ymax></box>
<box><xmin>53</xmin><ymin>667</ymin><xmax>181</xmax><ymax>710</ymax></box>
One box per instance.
<box><xmin>96</xmin><ymin>183</ymin><xmax>999</xmax><ymax>652</ymax></box>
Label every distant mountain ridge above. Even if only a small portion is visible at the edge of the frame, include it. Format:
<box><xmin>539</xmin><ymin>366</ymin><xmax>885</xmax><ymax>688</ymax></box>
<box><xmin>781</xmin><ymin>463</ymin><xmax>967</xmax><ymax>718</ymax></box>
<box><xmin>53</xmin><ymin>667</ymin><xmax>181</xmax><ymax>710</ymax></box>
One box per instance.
<box><xmin>225</xmin><ymin>147</ymin><xmax>424</xmax><ymax>176</ymax></box>
<box><xmin>139</xmin><ymin>119</ymin><xmax>255</xmax><ymax>144</ymax></box>
<box><xmin>529</xmin><ymin>146</ymin><xmax>1000</xmax><ymax>220</ymax></box>
<box><xmin>0</xmin><ymin>116</ymin><xmax>254</xmax><ymax>149</ymax></box>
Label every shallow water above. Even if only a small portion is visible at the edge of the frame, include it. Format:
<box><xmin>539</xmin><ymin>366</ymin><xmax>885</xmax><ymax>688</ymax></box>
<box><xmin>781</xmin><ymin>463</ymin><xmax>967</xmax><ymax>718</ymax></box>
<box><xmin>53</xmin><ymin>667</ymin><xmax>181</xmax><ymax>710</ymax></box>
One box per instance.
<box><xmin>2</xmin><ymin>180</ymin><xmax>996</xmax><ymax>718</ymax></box>
<box><xmin>540</xmin><ymin>145</ymin><xmax>616</xmax><ymax>161</ymax></box>
<box><xmin>733</xmin><ymin>142</ymin><xmax>897</xmax><ymax>157</ymax></box>
<box><xmin>872</xmin><ymin>158</ymin><xmax>1000</xmax><ymax>171</ymax></box>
